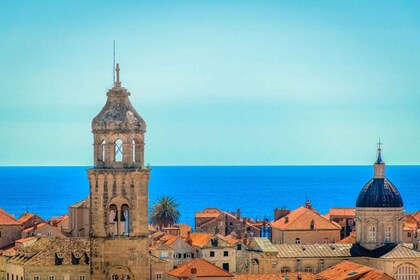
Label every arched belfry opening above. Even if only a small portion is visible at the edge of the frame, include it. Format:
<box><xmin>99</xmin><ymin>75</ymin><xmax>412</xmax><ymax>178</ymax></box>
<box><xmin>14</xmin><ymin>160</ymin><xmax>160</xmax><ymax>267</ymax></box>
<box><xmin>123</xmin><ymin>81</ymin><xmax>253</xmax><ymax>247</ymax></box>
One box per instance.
<box><xmin>89</xmin><ymin>62</ymin><xmax>149</xmax><ymax>279</ymax></box>
<box><xmin>115</xmin><ymin>139</ymin><xmax>123</xmax><ymax>162</ymax></box>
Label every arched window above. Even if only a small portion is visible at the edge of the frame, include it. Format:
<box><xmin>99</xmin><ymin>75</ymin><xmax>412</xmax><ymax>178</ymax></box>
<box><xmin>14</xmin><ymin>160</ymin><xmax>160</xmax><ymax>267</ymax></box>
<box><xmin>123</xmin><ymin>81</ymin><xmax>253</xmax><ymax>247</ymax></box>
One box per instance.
<box><xmin>115</xmin><ymin>139</ymin><xmax>123</xmax><ymax>162</ymax></box>
<box><xmin>121</xmin><ymin>204</ymin><xmax>130</xmax><ymax>236</ymax></box>
<box><xmin>131</xmin><ymin>139</ymin><xmax>137</xmax><ymax>163</ymax></box>
<box><xmin>109</xmin><ymin>204</ymin><xmax>118</xmax><ymax>236</ymax></box>
<box><xmin>295</xmin><ymin>238</ymin><xmax>301</xmax><ymax>244</ymax></box>
<box><xmin>385</xmin><ymin>226</ymin><xmax>392</xmax><ymax>243</ymax></box>
<box><xmin>99</xmin><ymin>140</ymin><xmax>106</xmax><ymax>162</ymax></box>
<box><xmin>122</xmin><ymin>275</ymin><xmax>130</xmax><ymax>280</ymax></box>
<box><xmin>368</xmin><ymin>226</ymin><xmax>376</xmax><ymax>242</ymax></box>
<box><xmin>111</xmin><ymin>275</ymin><xmax>119</xmax><ymax>280</ymax></box>
<box><xmin>393</xmin><ymin>264</ymin><xmax>419</xmax><ymax>280</ymax></box>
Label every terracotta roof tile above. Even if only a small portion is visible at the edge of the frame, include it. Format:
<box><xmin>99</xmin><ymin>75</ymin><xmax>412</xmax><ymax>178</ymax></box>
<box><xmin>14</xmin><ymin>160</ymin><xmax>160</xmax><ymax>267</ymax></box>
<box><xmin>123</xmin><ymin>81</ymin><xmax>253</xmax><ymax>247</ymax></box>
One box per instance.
<box><xmin>337</xmin><ymin>232</ymin><xmax>356</xmax><ymax>244</ymax></box>
<box><xmin>160</xmin><ymin>234</ymin><xmax>180</xmax><ymax>246</ymax></box>
<box><xmin>15</xmin><ymin>237</ymin><xmax>36</xmax><ymax>243</ymax></box>
<box><xmin>327</xmin><ymin>208</ymin><xmax>355</xmax><ymax>217</ymax></box>
<box><xmin>271</xmin><ymin>206</ymin><xmax>341</xmax><ymax>231</ymax></box>
<box><xmin>411</xmin><ymin>210</ymin><xmax>420</xmax><ymax>221</ymax></box>
<box><xmin>0</xmin><ymin>209</ymin><xmax>21</xmax><ymax>225</ymax></box>
<box><xmin>189</xmin><ymin>233</ymin><xmax>213</xmax><ymax>248</ymax></box>
<box><xmin>234</xmin><ymin>273</ymin><xmax>315</xmax><ymax>280</ymax></box>
<box><xmin>176</xmin><ymin>224</ymin><xmax>192</xmax><ymax>238</ymax></box>
<box><xmin>317</xmin><ymin>260</ymin><xmax>392</xmax><ymax>280</ymax></box>
<box><xmin>195</xmin><ymin>208</ymin><xmax>222</xmax><ymax>219</ymax></box>
<box><xmin>380</xmin><ymin>243</ymin><xmax>420</xmax><ymax>259</ymax></box>
<box><xmin>167</xmin><ymin>258</ymin><xmax>233</xmax><ymax>278</ymax></box>
<box><xmin>17</xmin><ymin>213</ymin><xmax>35</xmax><ymax>224</ymax></box>
<box><xmin>22</xmin><ymin>222</ymin><xmax>47</xmax><ymax>233</ymax></box>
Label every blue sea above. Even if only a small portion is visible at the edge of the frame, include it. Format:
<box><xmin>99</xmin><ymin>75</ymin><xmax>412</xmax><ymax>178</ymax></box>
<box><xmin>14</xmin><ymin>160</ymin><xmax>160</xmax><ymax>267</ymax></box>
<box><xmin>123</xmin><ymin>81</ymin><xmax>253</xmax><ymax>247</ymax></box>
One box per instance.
<box><xmin>0</xmin><ymin>166</ymin><xmax>419</xmax><ymax>226</ymax></box>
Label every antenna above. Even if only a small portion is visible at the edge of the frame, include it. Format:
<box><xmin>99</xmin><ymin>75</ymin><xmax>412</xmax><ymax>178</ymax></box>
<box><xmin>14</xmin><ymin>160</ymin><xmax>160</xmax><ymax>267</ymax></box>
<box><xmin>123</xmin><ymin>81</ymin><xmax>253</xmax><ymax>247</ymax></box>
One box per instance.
<box><xmin>113</xmin><ymin>40</ymin><xmax>116</xmax><ymax>83</ymax></box>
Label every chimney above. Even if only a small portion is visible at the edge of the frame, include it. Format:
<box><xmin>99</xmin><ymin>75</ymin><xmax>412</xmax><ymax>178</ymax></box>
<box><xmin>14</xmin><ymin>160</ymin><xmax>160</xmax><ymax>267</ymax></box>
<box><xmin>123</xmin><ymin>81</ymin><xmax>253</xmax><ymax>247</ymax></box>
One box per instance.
<box><xmin>236</xmin><ymin>208</ymin><xmax>241</xmax><ymax>219</ymax></box>
<box><xmin>305</xmin><ymin>200</ymin><xmax>312</xmax><ymax>209</ymax></box>
<box><xmin>274</xmin><ymin>208</ymin><xmax>290</xmax><ymax>221</ymax></box>
<box><xmin>285</xmin><ymin>216</ymin><xmax>289</xmax><ymax>224</ymax></box>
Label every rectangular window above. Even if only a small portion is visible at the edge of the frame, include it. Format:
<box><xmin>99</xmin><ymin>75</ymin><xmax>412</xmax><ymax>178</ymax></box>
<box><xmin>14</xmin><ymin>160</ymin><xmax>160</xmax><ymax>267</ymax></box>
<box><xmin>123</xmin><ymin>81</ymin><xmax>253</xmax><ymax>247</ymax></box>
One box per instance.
<box><xmin>48</xmin><ymin>276</ymin><xmax>55</xmax><ymax>280</ymax></box>
<box><xmin>408</xmin><ymin>232</ymin><xmax>412</xmax><ymax>238</ymax></box>
<box><xmin>79</xmin><ymin>276</ymin><xmax>86</xmax><ymax>280</ymax></box>
<box><xmin>237</xmin><ymin>244</ymin><xmax>242</xmax><ymax>250</ymax></box>
<box><xmin>33</xmin><ymin>277</ymin><xmax>40</xmax><ymax>280</ymax></box>
<box><xmin>304</xmin><ymin>267</ymin><xmax>313</xmax><ymax>272</ymax></box>
<box><xmin>47</xmin><ymin>231</ymin><xmax>52</xmax><ymax>237</ymax></box>
<box><xmin>156</xmin><ymin>274</ymin><xmax>162</xmax><ymax>280</ymax></box>
<box><xmin>185</xmin><ymin>252</ymin><xmax>192</xmax><ymax>258</ymax></box>
<box><xmin>210</xmin><ymin>251</ymin><xmax>215</xmax><ymax>257</ymax></box>
<box><xmin>368</xmin><ymin>226</ymin><xmax>376</xmax><ymax>243</ymax></box>
<box><xmin>222</xmin><ymin>263</ymin><xmax>230</xmax><ymax>272</ymax></box>
<box><xmin>160</xmin><ymin>251</ymin><xmax>169</xmax><ymax>258</ymax></box>
<box><xmin>223</xmin><ymin>251</ymin><xmax>228</xmax><ymax>257</ymax></box>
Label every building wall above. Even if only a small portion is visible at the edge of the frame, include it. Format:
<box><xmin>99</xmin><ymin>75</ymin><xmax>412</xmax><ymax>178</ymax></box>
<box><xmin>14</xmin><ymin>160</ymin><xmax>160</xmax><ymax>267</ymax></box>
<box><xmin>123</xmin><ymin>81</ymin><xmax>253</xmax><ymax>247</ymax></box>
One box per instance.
<box><xmin>150</xmin><ymin>248</ymin><xmax>174</xmax><ymax>269</ymax></box>
<box><xmin>200</xmin><ymin>247</ymin><xmax>236</xmax><ymax>273</ymax></box>
<box><xmin>0</xmin><ymin>225</ymin><xmax>23</xmax><ymax>248</ymax></box>
<box><xmin>170</xmin><ymin>239</ymin><xmax>195</xmax><ymax>268</ymax></box>
<box><xmin>150</xmin><ymin>261</ymin><xmax>171</xmax><ymax>280</ymax></box>
<box><xmin>271</xmin><ymin>228</ymin><xmax>340</xmax><ymax>245</ymax></box>
<box><xmin>355</xmin><ymin>207</ymin><xmax>404</xmax><ymax>250</ymax></box>
<box><xmin>25</xmin><ymin>265</ymin><xmax>89</xmax><ymax>280</ymax></box>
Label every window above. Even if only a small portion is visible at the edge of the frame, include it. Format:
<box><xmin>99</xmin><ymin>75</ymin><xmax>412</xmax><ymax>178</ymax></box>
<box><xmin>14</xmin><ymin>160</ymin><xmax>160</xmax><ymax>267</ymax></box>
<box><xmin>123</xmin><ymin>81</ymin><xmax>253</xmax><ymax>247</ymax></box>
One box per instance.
<box><xmin>160</xmin><ymin>251</ymin><xmax>169</xmax><ymax>258</ymax></box>
<box><xmin>237</xmin><ymin>244</ymin><xmax>242</xmax><ymax>250</ymax></box>
<box><xmin>156</xmin><ymin>274</ymin><xmax>162</xmax><ymax>280</ymax></box>
<box><xmin>295</xmin><ymin>238</ymin><xmax>301</xmax><ymax>244</ymax></box>
<box><xmin>408</xmin><ymin>232</ymin><xmax>412</xmax><ymax>238</ymax></box>
<box><xmin>393</xmin><ymin>264</ymin><xmax>419</xmax><ymax>280</ymax></box>
<box><xmin>323</xmin><ymin>238</ymin><xmax>329</xmax><ymax>244</ymax></box>
<box><xmin>47</xmin><ymin>231</ymin><xmax>52</xmax><ymax>237</ymax></box>
<box><xmin>111</xmin><ymin>275</ymin><xmax>119</xmax><ymax>280</ymax></box>
<box><xmin>385</xmin><ymin>226</ymin><xmax>392</xmax><ymax>243</ymax></box>
<box><xmin>122</xmin><ymin>275</ymin><xmax>130</xmax><ymax>280</ymax></box>
<box><xmin>368</xmin><ymin>226</ymin><xmax>376</xmax><ymax>243</ymax></box>
<box><xmin>304</xmin><ymin>267</ymin><xmax>313</xmax><ymax>273</ymax></box>
<box><xmin>0</xmin><ymin>230</ymin><xmax>2</xmax><ymax>237</ymax></box>
<box><xmin>99</xmin><ymin>139</ymin><xmax>106</xmax><ymax>162</ymax></box>
<box><xmin>79</xmin><ymin>276</ymin><xmax>86</xmax><ymax>280</ymax></box>
<box><xmin>222</xmin><ymin>263</ymin><xmax>230</xmax><ymax>272</ymax></box>
<box><xmin>115</xmin><ymin>139</ymin><xmax>123</xmax><ymax>162</ymax></box>
<box><xmin>185</xmin><ymin>252</ymin><xmax>192</xmax><ymax>258</ymax></box>
<box><xmin>209</xmin><ymin>251</ymin><xmax>215</xmax><ymax>257</ymax></box>
<box><xmin>280</xmin><ymin>267</ymin><xmax>291</xmax><ymax>273</ymax></box>
<box><xmin>33</xmin><ymin>277</ymin><xmax>40</xmax><ymax>280</ymax></box>
<box><xmin>310</xmin><ymin>220</ymin><xmax>314</xmax><ymax>230</ymax></box>
<box><xmin>48</xmin><ymin>276</ymin><xmax>55</xmax><ymax>280</ymax></box>
<box><xmin>223</xmin><ymin>251</ymin><xmax>229</xmax><ymax>257</ymax></box>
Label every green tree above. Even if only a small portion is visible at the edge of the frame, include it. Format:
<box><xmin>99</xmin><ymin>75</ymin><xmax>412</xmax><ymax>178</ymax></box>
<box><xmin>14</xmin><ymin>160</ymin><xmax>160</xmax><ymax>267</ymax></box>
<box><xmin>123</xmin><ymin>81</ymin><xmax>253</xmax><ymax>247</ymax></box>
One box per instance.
<box><xmin>150</xmin><ymin>196</ymin><xmax>181</xmax><ymax>228</ymax></box>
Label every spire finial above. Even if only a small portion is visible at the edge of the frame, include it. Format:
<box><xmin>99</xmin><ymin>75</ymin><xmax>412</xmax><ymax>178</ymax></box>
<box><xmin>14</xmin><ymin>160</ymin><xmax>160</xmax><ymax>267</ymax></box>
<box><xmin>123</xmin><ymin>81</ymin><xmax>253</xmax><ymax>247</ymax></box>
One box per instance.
<box><xmin>376</xmin><ymin>139</ymin><xmax>383</xmax><ymax>164</ymax></box>
<box><xmin>116</xmin><ymin>63</ymin><xmax>120</xmax><ymax>84</ymax></box>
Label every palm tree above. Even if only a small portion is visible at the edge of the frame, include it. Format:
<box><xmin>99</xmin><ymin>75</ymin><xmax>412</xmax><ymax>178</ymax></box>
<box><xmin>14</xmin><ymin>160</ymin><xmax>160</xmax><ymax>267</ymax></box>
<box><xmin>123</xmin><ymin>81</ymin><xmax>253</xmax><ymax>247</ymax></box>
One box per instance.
<box><xmin>150</xmin><ymin>196</ymin><xmax>181</xmax><ymax>228</ymax></box>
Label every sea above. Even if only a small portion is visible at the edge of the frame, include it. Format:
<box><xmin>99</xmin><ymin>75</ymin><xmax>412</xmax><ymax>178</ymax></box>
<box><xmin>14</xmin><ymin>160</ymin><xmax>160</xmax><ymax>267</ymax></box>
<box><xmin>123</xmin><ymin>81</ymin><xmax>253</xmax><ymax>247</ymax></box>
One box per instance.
<box><xmin>0</xmin><ymin>166</ymin><xmax>419</xmax><ymax>226</ymax></box>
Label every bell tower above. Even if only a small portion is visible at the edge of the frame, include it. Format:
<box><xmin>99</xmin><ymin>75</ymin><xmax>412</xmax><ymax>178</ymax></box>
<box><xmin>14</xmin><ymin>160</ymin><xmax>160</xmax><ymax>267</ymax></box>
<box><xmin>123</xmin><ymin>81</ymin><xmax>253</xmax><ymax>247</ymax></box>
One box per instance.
<box><xmin>88</xmin><ymin>64</ymin><xmax>150</xmax><ymax>280</ymax></box>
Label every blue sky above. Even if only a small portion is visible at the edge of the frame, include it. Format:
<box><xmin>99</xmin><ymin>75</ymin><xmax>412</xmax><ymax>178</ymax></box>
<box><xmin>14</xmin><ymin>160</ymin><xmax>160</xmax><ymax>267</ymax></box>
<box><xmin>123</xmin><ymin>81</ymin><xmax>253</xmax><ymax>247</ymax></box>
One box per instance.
<box><xmin>1</xmin><ymin>1</ymin><xmax>419</xmax><ymax>165</ymax></box>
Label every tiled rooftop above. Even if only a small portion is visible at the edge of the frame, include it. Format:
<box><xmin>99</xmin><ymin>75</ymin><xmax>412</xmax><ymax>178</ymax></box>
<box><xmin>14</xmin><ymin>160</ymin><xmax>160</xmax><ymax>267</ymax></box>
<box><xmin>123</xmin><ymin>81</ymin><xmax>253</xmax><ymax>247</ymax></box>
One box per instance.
<box><xmin>168</xmin><ymin>258</ymin><xmax>233</xmax><ymax>278</ymax></box>
<box><xmin>234</xmin><ymin>273</ymin><xmax>315</xmax><ymax>280</ymax></box>
<box><xmin>0</xmin><ymin>208</ymin><xmax>21</xmax><ymax>225</ymax></box>
<box><xmin>271</xmin><ymin>206</ymin><xmax>341</xmax><ymax>231</ymax></box>
<box><xmin>316</xmin><ymin>260</ymin><xmax>393</xmax><ymax>280</ymax></box>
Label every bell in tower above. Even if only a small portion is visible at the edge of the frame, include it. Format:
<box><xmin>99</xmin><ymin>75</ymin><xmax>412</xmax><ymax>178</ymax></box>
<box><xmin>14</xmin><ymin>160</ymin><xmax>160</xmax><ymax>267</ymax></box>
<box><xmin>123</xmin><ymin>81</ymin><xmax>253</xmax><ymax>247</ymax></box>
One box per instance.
<box><xmin>88</xmin><ymin>64</ymin><xmax>150</xmax><ymax>280</ymax></box>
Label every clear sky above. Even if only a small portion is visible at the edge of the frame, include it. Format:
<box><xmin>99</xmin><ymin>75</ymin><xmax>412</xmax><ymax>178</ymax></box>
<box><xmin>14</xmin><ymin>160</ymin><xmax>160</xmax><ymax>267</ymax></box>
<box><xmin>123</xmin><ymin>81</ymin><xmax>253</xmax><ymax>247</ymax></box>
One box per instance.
<box><xmin>1</xmin><ymin>1</ymin><xmax>419</xmax><ymax>166</ymax></box>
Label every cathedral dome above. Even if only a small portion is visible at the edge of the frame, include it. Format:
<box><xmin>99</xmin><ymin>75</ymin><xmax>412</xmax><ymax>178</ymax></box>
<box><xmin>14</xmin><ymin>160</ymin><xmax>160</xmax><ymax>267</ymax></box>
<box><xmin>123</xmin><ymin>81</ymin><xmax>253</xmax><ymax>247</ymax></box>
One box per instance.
<box><xmin>92</xmin><ymin>64</ymin><xmax>146</xmax><ymax>133</ymax></box>
<box><xmin>356</xmin><ymin>178</ymin><xmax>403</xmax><ymax>208</ymax></box>
<box><xmin>355</xmin><ymin>141</ymin><xmax>403</xmax><ymax>208</ymax></box>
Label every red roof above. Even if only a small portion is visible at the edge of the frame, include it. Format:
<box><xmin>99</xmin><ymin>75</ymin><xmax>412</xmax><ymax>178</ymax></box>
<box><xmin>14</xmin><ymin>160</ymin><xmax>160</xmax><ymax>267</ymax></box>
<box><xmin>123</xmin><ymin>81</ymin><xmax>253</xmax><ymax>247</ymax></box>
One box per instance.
<box><xmin>168</xmin><ymin>258</ymin><xmax>233</xmax><ymax>278</ymax></box>
<box><xmin>317</xmin><ymin>260</ymin><xmax>393</xmax><ymax>280</ymax></box>
<box><xmin>337</xmin><ymin>232</ymin><xmax>356</xmax><ymax>244</ymax></box>
<box><xmin>271</xmin><ymin>206</ymin><xmax>341</xmax><ymax>231</ymax></box>
<box><xmin>0</xmin><ymin>209</ymin><xmax>21</xmax><ymax>225</ymax></box>
<box><xmin>189</xmin><ymin>233</ymin><xmax>213</xmax><ymax>248</ymax></box>
<box><xmin>327</xmin><ymin>208</ymin><xmax>355</xmax><ymax>217</ymax></box>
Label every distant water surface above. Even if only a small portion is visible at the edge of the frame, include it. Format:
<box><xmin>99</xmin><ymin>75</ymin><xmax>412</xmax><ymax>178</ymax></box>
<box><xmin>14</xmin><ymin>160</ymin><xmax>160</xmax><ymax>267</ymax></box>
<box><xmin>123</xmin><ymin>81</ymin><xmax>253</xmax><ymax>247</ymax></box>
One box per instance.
<box><xmin>0</xmin><ymin>166</ymin><xmax>418</xmax><ymax>226</ymax></box>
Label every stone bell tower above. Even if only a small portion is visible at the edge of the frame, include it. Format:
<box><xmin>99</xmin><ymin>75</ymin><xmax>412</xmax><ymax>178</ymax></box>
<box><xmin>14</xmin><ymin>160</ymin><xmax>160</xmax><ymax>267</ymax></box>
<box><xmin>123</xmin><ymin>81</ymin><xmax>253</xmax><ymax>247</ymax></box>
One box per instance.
<box><xmin>88</xmin><ymin>64</ymin><xmax>150</xmax><ymax>280</ymax></box>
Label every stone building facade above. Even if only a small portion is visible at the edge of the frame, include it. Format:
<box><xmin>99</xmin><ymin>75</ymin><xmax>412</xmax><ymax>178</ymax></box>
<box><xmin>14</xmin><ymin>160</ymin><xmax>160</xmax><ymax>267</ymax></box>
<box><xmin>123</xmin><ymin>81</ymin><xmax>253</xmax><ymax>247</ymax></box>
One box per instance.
<box><xmin>0</xmin><ymin>209</ymin><xmax>23</xmax><ymax>248</ymax></box>
<box><xmin>89</xmin><ymin>64</ymin><xmax>150</xmax><ymax>280</ymax></box>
